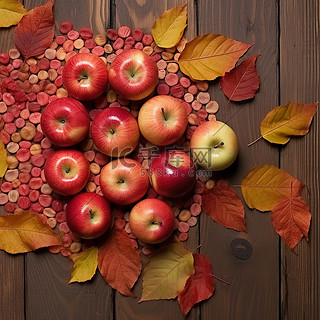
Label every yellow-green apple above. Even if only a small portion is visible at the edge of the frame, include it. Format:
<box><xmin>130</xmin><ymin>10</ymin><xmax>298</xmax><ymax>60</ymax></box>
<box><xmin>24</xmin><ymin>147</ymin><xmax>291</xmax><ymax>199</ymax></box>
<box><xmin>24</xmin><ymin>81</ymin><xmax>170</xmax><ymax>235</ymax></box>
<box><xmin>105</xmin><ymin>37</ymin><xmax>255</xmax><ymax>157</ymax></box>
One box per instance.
<box><xmin>44</xmin><ymin>149</ymin><xmax>90</xmax><ymax>196</ymax></box>
<box><xmin>149</xmin><ymin>150</ymin><xmax>196</xmax><ymax>197</ymax></box>
<box><xmin>190</xmin><ymin>120</ymin><xmax>239</xmax><ymax>171</ymax></box>
<box><xmin>108</xmin><ymin>49</ymin><xmax>158</xmax><ymax>100</ymax></box>
<box><xmin>129</xmin><ymin>198</ymin><xmax>175</xmax><ymax>244</ymax></box>
<box><xmin>138</xmin><ymin>96</ymin><xmax>188</xmax><ymax>146</ymax></box>
<box><xmin>100</xmin><ymin>158</ymin><xmax>149</xmax><ymax>205</ymax></box>
<box><xmin>40</xmin><ymin>97</ymin><xmax>90</xmax><ymax>147</ymax></box>
<box><xmin>62</xmin><ymin>53</ymin><xmax>108</xmax><ymax>100</ymax></box>
<box><xmin>91</xmin><ymin>107</ymin><xmax>140</xmax><ymax>157</ymax></box>
<box><xmin>66</xmin><ymin>192</ymin><xmax>112</xmax><ymax>239</ymax></box>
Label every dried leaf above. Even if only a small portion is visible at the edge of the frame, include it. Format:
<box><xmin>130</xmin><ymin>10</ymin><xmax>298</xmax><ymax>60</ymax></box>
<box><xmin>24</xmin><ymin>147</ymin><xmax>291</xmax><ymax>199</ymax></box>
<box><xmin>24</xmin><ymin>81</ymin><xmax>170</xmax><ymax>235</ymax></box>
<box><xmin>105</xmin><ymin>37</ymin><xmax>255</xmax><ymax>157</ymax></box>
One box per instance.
<box><xmin>202</xmin><ymin>181</ymin><xmax>246</xmax><ymax>232</ymax></box>
<box><xmin>69</xmin><ymin>246</ymin><xmax>98</xmax><ymax>284</ymax></box>
<box><xmin>0</xmin><ymin>0</ymin><xmax>27</xmax><ymax>27</ymax></box>
<box><xmin>178</xmin><ymin>33</ymin><xmax>252</xmax><ymax>80</ymax></box>
<box><xmin>241</xmin><ymin>165</ymin><xmax>304</xmax><ymax>212</ymax></box>
<box><xmin>260</xmin><ymin>102</ymin><xmax>318</xmax><ymax>144</ymax></box>
<box><xmin>140</xmin><ymin>241</ymin><xmax>194</xmax><ymax>302</ymax></box>
<box><xmin>152</xmin><ymin>5</ymin><xmax>187</xmax><ymax>48</ymax></box>
<box><xmin>0</xmin><ymin>139</ymin><xmax>7</xmax><ymax>178</ymax></box>
<box><xmin>14</xmin><ymin>0</ymin><xmax>54</xmax><ymax>59</ymax></box>
<box><xmin>220</xmin><ymin>54</ymin><xmax>260</xmax><ymax>101</ymax></box>
<box><xmin>98</xmin><ymin>225</ymin><xmax>141</xmax><ymax>296</ymax></box>
<box><xmin>178</xmin><ymin>254</ymin><xmax>215</xmax><ymax>316</ymax></box>
<box><xmin>271</xmin><ymin>196</ymin><xmax>311</xmax><ymax>249</ymax></box>
<box><xmin>0</xmin><ymin>211</ymin><xmax>61</xmax><ymax>254</ymax></box>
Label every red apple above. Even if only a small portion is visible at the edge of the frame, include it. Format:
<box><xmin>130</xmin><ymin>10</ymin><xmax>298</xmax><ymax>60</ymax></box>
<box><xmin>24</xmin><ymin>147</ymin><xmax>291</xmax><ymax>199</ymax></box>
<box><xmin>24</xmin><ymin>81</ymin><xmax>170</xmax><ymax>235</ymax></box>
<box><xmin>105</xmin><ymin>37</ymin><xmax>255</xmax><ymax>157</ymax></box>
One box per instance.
<box><xmin>100</xmin><ymin>158</ymin><xmax>149</xmax><ymax>205</ymax></box>
<box><xmin>129</xmin><ymin>199</ymin><xmax>175</xmax><ymax>244</ymax></box>
<box><xmin>62</xmin><ymin>53</ymin><xmax>108</xmax><ymax>100</ymax></box>
<box><xmin>149</xmin><ymin>150</ymin><xmax>196</xmax><ymax>198</ymax></box>
<box><xmin>40</xmin><ymin>97</ymin><xmax>90</xmax><ymax>147</ymax></box>
<box><xmin>190</xmin><ymin>120</ymin><xmax>239</xmax><ymax>171</ymax></box>
<box><xmin>138</xmin><ymin>95</ymin><xmax>188</xmax><ymax>146</ymax></box>
<box><xmin>66</xmin><ymin>192</ymin><xmax>112</xmax><ymax>239</ymax></box>
<box><xmin>108</xmin><ymin>49</ymin><xmax>158</xmax><ymax>101</ymax></box>
<box><xmin>44</xmin><ymin>149</ymin><xmax>90</xmax><ymax>196</ymax></box>
<box><xmin>91</xmin><ymin>107</ymin><xmax>140</xmax><ymax>157</ymax></box>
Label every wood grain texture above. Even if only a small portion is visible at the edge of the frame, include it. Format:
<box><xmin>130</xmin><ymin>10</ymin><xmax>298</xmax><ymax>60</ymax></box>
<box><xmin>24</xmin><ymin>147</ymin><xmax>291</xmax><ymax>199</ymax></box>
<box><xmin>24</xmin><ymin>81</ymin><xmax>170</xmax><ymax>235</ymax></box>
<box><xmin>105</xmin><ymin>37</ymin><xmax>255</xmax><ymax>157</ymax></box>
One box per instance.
<box><xmin>113</xmin><ymin>1</ymin><xmax>198</xmax><ymax>319</ymax></box>
<box><xmin>21</xmin><ymin>1</ymin><xmax>113</xmax><ymax>319</ymax></box>
<box><xmin>197</xmin><ymin>0</ymin><xmax>280</xmax><ymax>319</ymax></box>
<box><xmin>280</xmin><ymin>1</ymin><xmax>320</xmax><ymax>319</ymax></box>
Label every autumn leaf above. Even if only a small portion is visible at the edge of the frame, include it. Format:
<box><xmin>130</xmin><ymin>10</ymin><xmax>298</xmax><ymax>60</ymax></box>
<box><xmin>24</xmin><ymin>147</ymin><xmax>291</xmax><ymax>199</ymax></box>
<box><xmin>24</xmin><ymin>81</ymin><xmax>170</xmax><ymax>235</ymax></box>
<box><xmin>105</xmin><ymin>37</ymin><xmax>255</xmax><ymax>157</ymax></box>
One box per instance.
<box><xmin>202</xmin><ymin>181</ymin><xmax>246</xmax><ymax>232</ymax></box>
<box><xmin>0</xmin><ymin>211</ymin><xmax>61</xmax><ymax>254</ymax></box>
<box><xmin>241</xmin><ymin>165</ymin><xmax>304</xmax><ymax>212</ymax></box>
<box><xmin>14</xmin><ymin>0</ymin><xmax>54</xmax><ymax>59</ymax></box>
<box><xmin>178</xmin><ymin>254</ymin><xmax>215</xmax><ymax>316</ymax></box>
<box><xmin>0</xmin><ymin>139</ymin><xmax>7</xmax><ymax>177</ymax></box>
<box><xmin>69</xmin><ymin>246</ymin><xmax>98</xmax><ymax>284</ymax></box>
<box><xmin>220</xmin><ymin>54</ymin><xmax>260</xmax><ymax>101</ymax></box>
<box><xmin>140</xmin><ymin>241</ymin><xmax>194</xmax><ymax>302</ymax></box>
<box><xmin>271</xmin><ymin>196</ymin><xmax>311</xmax><ymax>249</ymax></box>
<box><xmin>152</xmin><ymin>4</ymin><xmax>187</xmax><ymax>48</ymax></box>
<box><xmin>259</xmin><ymin>102</ymin><xmax>318</xmax><ymax>144</ymax></box>
<box><xmin>98</xmin><ymin>225</ymin><xmax>141</xmax><ymax>297</ymax></box>
<box><xmin>0</xmin><ymin>0</ymin><xmax>27</xmax><ymax>27</ymax></box>
<box><xmin>178</xmin><ymin>33</ymin><xmax>252</xmax><ymax>80</ymax></box>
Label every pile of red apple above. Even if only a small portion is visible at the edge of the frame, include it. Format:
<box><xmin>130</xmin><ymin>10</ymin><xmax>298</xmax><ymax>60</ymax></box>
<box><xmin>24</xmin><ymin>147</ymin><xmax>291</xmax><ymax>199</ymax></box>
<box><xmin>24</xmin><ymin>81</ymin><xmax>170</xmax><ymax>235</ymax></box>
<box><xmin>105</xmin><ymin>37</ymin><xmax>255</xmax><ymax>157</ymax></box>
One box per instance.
<box><xmin>39</xmin><ymin>47</ymin><xmax>239</xmax><ymax>246</ymax></box>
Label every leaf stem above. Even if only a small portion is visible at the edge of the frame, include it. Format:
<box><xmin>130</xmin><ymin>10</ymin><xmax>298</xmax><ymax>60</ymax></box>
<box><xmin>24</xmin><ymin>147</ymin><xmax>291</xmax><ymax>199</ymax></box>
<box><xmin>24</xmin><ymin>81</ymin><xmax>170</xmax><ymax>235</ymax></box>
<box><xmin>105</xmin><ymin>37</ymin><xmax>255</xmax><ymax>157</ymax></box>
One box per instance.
<box><xmin>210</xmin><ymin>273</ymin><xmax>230</xmax><ymax>285</ymax></box>
<box><xmin>247</xmin><ymin>135</ymin><xmax>262</xmax><ymax>147</ymax></box>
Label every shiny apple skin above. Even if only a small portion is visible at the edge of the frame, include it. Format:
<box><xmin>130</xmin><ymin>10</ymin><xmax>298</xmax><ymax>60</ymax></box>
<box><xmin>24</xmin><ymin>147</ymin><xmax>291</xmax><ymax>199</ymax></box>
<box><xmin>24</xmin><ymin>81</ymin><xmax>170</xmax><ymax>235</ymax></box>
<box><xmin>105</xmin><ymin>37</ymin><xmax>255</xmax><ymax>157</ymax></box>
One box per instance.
<box><xmin>91</xmin><ymin>107</ymin><xmax>140</xmax><ymax>157</ymax></box>
<box><xmin>44</xmin><ymin>149</ymin><xmax>90</xmax><ymax>196</ymax></box>
<box><xmin>40</xmin><ymin>97</ymin><xmax>90</xmax><ymax>147</ymax></box>
<box><xmin>138</xmin><ymin>95</ymin><xmax>188</xmax><ymax>146</ymax></box>
<box><xmin>149</xmin><ymin>150</ymin><xmax>196</xmax><ymax>198</ymax></box>
<box><xmin>66</xmin><ymin>192</ymin><xmax>112</xmax><ymax>239</ymax></box>
<box><xmin>129</xmin><ymin>199</ymin><xmax>175</xmax><ymax>244</ymax></box>
<box><xmin>190</xmin><ymin>120</ymin><xmax>239</xmax><ymax>171</ymax></box>
<box><xmin>100</xmin><ymin>158</ymin><xmax>149</xmax><ymax>205</ymax></box>
<box><xmin>108</xmin><ymin>49</ymin><xmax>158</xmax><ymax>101</ymax></box>
<box><xmin>63</xmin><ymin>53</ymin><xmax>108</xmax><ymax>101</ymax></box>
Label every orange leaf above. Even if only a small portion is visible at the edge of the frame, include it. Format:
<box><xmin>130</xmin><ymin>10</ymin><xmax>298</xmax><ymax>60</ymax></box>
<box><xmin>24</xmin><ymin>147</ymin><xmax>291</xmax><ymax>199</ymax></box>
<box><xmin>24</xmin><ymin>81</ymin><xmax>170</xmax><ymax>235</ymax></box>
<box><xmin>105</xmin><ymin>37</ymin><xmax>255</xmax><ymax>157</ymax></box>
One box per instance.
<box><xmin>271</xmin><ymin>196</ymin><xmax>311</xmax><ymax>249</ymax></box>
<box><xmin>241</xmin><ymin>165</ymin><xmax>304</xmax><ymax>212</ymax></box>
<box><xmin>14</xmin><ymin>0</ymin><xmax>54</xmax><ymax>59</ymax></box>
<box><xmin>202</xmin><ymin>181</ymin><xmax>246</xmax><ymax>232</ymax></box>
<box><xmin>220</xmin><ymin>54</ymin><xmax>260</xmax><ymax>101</ymax></box>
<box><xmin>260</xmin><ymin>102</ymin><xmax>318</xmax><ymax>144</ymax></box>
<box><xmin>178</xmin><ymin>33</ymin><xmax>252</xmax><ymax>80</ymax></box>
<box><xmin>0</xmin><ymin>211</ymin><xmax>61</xmax><ymax>254</ymax></box>
<box><xmin>178</xmin><ymin>254</ymin><xmax>215</xmax><ymax>316</ymax></box>
<box><xmin>98</xmin><ymin>224</ymin><xmax>141</xmax><ymax>296</ymax></box>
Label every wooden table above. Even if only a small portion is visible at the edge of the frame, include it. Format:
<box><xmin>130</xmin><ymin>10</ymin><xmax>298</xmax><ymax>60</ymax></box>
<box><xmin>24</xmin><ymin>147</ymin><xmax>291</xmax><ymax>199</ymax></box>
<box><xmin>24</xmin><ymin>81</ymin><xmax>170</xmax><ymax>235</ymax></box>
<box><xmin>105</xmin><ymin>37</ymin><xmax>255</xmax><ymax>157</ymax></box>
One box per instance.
<box><xmin>0</xmin><ymin>0</ymin><xmax>319</xmax><ymax>319</ymax></box>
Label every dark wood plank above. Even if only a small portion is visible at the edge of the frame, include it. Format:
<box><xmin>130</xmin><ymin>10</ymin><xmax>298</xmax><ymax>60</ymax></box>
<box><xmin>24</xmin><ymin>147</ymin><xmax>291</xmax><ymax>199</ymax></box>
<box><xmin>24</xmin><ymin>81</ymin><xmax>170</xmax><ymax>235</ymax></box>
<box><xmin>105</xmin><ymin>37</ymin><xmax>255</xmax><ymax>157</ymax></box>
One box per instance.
<box><xmin>280</xmin><ymin>1</ymin><xmax>320</xmax><ymax>319</ymax></box>
<box><xmin>113</xmin><ymin>1</ymin><xmax>199</xmax><ymax>319</ymax></box>
<box><xmin>197</xmin><ymin>1</ymin><xmax>280</xmax><ymax>319</ymax></box>
<box><xmin>21</xmin><ymin>1</ymin><xmax>113</xmax><ymax>319</ymax></box>
<box><xmin>0</xmin><ymin>15</ymin><xmax>25</xmax><ymax>319</ymax></box>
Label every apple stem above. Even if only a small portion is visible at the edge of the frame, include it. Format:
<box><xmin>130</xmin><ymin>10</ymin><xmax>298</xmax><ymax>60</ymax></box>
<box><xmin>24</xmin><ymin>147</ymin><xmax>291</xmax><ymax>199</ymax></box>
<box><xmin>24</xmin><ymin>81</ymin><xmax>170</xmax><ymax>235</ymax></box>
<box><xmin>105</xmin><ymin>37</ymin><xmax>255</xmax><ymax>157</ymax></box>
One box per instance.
<box><xmin>78</xmin><ymin>74</ymin><xmax>88</xmax><ymax>82</ymax></box>
<box><xmin>109</xmin><ymin>128</ymin><xmax>115</xmax><ymax>135</ymax></box>
<box><xmin>65</xmin><ymin>167</ymin><xmax>70</xmax><ymax>173</ymax></box>
<box><xmin>89</xmin><ymin>209</ymin><xmax>94</xmax><ymax>220</ymax></box>
<box><xmin>214</xmin><ymin>142</ymin><xmax>224</xmax><ymax>148</ymax></box>
<box><xmin>118</xmin><ymin>179</ymin><xmax>124</xmax><ymax>184</ymax></box>
<box><xmin>161</xmin><ymin>108</ymin><xmax>167</xmax><ymax>121</ymax></box>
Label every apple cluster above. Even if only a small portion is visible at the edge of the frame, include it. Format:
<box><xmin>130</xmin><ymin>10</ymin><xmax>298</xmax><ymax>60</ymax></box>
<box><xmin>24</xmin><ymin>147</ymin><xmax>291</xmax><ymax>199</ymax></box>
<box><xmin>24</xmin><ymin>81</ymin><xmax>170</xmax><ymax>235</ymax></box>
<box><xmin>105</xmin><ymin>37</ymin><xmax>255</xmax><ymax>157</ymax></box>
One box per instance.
<box><xmin>41</xmin><ymin>49</ymin><xmax>239</xmax><ymax>244</ymax></box>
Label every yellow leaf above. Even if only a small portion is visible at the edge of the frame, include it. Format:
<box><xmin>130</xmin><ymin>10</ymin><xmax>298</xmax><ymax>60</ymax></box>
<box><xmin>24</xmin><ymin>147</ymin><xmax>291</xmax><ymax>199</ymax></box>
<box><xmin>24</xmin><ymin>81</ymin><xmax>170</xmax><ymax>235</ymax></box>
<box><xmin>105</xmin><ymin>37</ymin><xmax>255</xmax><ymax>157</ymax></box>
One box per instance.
<box><xmin>260</xmin><ymin>102</ymin><xmax>318</xmax><ymax>144</ymax></box>
<box><xmin>178</xmin><ymin>33</ymin><xmax>252</xmax><ymax>80</ymax></box>
<box><xmin>69</xmin><ymin>246</ymin><xmax>98</xmax><ymax>284</ymax></box>
<box><xmin>241</xmin><ymin>165</ymin><xmax>304</xmax><ymax>212</ymax></box>
<box><xmin>0</xmin><ymin>0</ymin><xmax>27</xmax><ymax>28</ymax></box>
<box><xmin>0</xmin><ymin>211</ymin><xmax>61</xmax><ymax>254</ymax></box>
<box><xmin>140</xmin><ymin>241</ymin><xmax>194</xmax><ymax>302</ymax></box>
<box><xmin>152</xmin><ymin>5</ymin><xmax>187</xmax><ymax>48</ymax></box>
<box><xmin>0</xmin><ymin>139</ymin><xmax>7</xmax><ymax>177</ymax></box>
